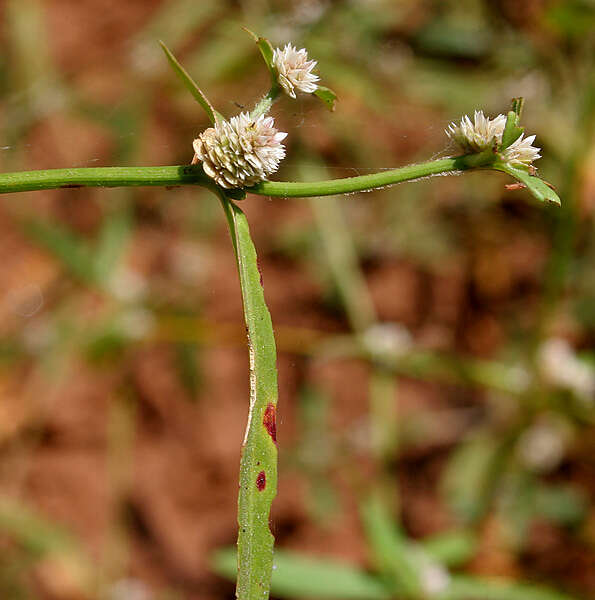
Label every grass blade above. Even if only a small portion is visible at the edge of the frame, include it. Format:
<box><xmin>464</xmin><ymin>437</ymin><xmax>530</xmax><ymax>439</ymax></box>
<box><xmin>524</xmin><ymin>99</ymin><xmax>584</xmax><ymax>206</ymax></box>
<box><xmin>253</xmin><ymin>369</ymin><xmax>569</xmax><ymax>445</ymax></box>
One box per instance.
<box><xmin>441</xmin><ymin>576</ymin><xmax>580</xmax><ymax>600</ymax></box>
<box><xmin>360</xmin><ymin>493</ymin><xmax>422</xmax><ymax>596</ymax></box>
<box><xmin>212</xmin><ymin>547</ymin><xmax>392</xmax><ymax>600</ymax></box>
<box><xmin>23</xmin><ymin>219</ymin><xmax>95</xmax><ymax>284</ymax></box>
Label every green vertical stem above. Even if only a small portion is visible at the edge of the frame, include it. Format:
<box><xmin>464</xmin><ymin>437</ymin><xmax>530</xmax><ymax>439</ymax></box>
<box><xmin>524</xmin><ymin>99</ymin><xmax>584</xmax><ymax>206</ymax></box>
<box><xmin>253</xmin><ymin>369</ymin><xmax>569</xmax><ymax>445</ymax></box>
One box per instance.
<box><xmin>308</xmin><ymin>190</ymin><xmax>376</xmax><ymax>333</ymax></box>
<box><xmin>542</xmin><ymin>71</ymin><xmax>595</xmax><ymax>319</ymax></box>
<box><xmin>305</xmin><ymin>164</ymin><xmax>399</xmax><ymax>501</ymax></box>
<box><xmin>369</xmin><ymin>367</ymin><xmax>399</xmax><ymax>464</ymax></box>
<box><xmin>218</xmin><ymin>192</ymin><xmax>279</xmax><ymax>600</ymax></box>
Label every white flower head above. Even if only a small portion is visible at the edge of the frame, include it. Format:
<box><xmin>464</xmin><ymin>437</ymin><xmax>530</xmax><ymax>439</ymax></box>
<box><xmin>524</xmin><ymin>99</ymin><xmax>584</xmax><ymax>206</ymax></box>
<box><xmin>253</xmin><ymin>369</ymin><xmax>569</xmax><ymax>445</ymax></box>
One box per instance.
<box><xmin>446</xmin><ymin>109</ymin><xmax>541</xmax><ymax>168</ymax></box>
<box><xmin>501</xmin><ymin>133</ymin><xmax>541</xmax><ymax>167</ymax></box>
<box><xmin>517</xmin><ymin>418</ymin><xmax>567</xmax><ymax>472</ymax></box>
<box><xmin>193</xmin><ymin>113</ymin><xmax>287</xmax><ymax>188</ymax></box>
<box><xmin>273</xmin><ymin>43</ymin><xmax>319</xmax><ymax>98</ymax></box>
<box><xmin>446</xmin><ymin>110</ymin><xmax>506</xmax><ymax>153</ymax></box>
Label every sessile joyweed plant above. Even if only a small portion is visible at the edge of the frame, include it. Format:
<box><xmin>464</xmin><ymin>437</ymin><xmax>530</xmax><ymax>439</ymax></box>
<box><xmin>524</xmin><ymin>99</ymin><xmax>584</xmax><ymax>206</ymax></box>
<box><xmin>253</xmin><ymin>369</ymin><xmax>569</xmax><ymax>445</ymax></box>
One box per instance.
<box><xmin>0</xmin><ymin>30</ymin><xmax>561</xmax><ymax>600</ymax></box>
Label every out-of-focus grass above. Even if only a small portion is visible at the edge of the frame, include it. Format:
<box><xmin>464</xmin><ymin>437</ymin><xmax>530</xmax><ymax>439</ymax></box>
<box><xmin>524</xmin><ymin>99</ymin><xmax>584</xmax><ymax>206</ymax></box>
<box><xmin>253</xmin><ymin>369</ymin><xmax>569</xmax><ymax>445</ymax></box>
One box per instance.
<box><xmin>0</xmin><ymin>1</ymin><xmax>594</xmax><ymax>599</ymax></box>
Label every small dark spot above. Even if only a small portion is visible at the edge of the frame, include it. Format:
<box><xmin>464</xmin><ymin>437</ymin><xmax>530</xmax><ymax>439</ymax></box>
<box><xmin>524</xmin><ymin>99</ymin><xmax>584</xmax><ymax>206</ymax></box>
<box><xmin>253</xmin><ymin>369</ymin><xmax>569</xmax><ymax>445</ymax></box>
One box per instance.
<box><xmin>256</xmin><ymin>257</ymin><xmax>264</xmax><ymax>287</ymax></box>
<box><xmin>256</xmin><ymin>471</ymin><xmax>266</xmax><ymax>491</ymax></box>
<box><xmin>60</xmin><ymin>184</ymin><xmax>83</xmax><ymax>189</ymax></box>
<box><xmin>263</xmin><ymin>403</ymin><xmax>277</xmax><ymax>444</ymax></box>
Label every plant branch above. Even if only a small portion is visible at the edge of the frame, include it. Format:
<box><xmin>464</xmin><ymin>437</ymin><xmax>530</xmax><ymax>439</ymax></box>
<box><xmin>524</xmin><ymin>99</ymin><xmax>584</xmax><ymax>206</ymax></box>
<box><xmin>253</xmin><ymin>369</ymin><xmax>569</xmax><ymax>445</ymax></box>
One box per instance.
<box><xmin>0</xmin><ymin>153</ymin><xmax>493</xmax><ymax>198</ymax></box>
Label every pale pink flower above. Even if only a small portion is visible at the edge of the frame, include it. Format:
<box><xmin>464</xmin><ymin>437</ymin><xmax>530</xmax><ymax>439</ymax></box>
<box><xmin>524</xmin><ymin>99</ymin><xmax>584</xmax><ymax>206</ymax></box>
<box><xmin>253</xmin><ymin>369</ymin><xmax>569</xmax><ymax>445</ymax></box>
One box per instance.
<box><xmin>446</xmin><ymin>110</ymin><xmax>506</xmax><ymax>152</ymax></box>
<box><xmin>501</xmin><ymin>134</ymin><xmax>541</xmax><ymax>167</ymax></box>
<box><xmin>273</xmin><ymin>43</ymin><xmax>319</xmax><ymax>98</ymax></box>
<box><xmin>193</xmin><ymin>113</ymin><xmax>287</xmax><ymax>188</ymax></box>
<box><xmin>446</xmin><ymin>110</ymin><xmax>541</xmax><ymax>167</ymax></box>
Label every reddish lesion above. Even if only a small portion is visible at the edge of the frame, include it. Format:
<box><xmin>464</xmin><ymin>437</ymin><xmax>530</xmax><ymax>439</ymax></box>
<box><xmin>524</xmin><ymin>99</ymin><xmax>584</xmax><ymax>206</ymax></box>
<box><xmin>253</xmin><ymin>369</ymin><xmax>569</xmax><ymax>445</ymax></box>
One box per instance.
<box><xmin>263</xmin><ymin>403</ymin><xmax>277</xmax><ymax>444</ymax></box>
<box><xmin>256</xmin><ymin>470</ymin><xmax>266</xmax><ymax>491</ymax></box>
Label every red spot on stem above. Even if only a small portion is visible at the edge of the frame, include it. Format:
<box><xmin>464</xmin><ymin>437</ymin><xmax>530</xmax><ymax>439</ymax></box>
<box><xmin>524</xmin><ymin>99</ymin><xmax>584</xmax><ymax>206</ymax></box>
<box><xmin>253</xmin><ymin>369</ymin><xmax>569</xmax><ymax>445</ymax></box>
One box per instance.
<box><xmin>256</xmin><ymin>471</ymin><xmax>266</xmax><ymax>491</ymax></box>
<box><xmin>263</xmin><ymin>403</ymin><xmax>277</xmax><ymax>444</ymax></box>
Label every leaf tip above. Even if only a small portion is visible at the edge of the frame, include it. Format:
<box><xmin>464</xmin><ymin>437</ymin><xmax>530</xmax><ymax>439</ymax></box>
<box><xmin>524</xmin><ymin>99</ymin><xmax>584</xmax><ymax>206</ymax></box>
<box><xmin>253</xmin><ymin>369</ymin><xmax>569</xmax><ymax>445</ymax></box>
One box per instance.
<box><xmin>242</xmin><ymin>26</ymin><xmax>259</xmax><ymax>42</ymax></box>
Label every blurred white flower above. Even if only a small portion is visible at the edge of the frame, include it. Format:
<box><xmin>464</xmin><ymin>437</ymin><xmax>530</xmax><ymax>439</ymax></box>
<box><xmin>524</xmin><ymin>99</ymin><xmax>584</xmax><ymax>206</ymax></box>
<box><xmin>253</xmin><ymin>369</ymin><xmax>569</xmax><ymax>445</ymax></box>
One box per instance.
<box><xmin>194</xmin><ymin>113</ymin><xmax>287</xmax><ymax>188</ymax></box>
<box><xmin>517</xmin><ymin>418</ymin><xmax>568</xmax><ymax>472</ymax></box>
<box><xmin>109</xmin><ymin>578</ymin><xmax>151</xmax><ymax>600</ymax></box>
<box><xmin>409</xmin><ymin>545</ymin><xmax>451</xmax><ymax>596</ymax></box>
<box><xmin>421</xmin><ymin>561</ymin><xmax>451</xmax><ymax>596</ymax></box>
<box><xmin>117</xmin><ymin>308</ymin><xmax>156</xmax><ymax>341</ymax></box>
<box><xmin>539</xmin><ymin>338</ymin><xmax>595</xmax><ymax>402</ymax></box>
<box><xmin>501</xmin><ymin>133</ymin><xmax>541</xmax><ymax>167</ymax></box>
<box><xmin>362</xmin><ymin>322</ymin><xmax>412</xmax><ymax>359</ymax></box>
<box><xmin>107</xmin><ymin>267</ymin><xmax>147</xmax><ymax>303</ymax></box>
<box><xmin>446</xmin><ymin>110</ymin><xmax>506</xmax><ymax>153</ymax></box>
<box><xmin>273</xmin><ymin>43</ymin><xmax>320</xmax><ymax>98</ymax></box>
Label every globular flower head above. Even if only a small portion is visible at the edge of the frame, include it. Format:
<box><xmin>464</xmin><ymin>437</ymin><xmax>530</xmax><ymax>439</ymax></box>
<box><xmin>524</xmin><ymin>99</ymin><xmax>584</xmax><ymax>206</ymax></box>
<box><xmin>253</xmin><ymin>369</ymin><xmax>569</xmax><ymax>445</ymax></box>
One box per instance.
<box><xmin>446</xmin><ymin>109</ymin><xmax>541</xmax><ymax>168</ymax></box>
<box><xmin>446</xmin><ymin>110</ymin><xmax>506</xmax><ymax>153</ymax></box>
<box><xmin>193</xmin><ymin>113</ymin><xmax>287</xmax><ymax>189</ymax></box>
<box><xmin>273</xmin><ymin>43</ymin><xmax>319</xmax><ymax>98</ymax></box>
<box><xmin>501</xmin><ymin>133</ymin><xmax>541</xmax><ymax>167</ymax></box>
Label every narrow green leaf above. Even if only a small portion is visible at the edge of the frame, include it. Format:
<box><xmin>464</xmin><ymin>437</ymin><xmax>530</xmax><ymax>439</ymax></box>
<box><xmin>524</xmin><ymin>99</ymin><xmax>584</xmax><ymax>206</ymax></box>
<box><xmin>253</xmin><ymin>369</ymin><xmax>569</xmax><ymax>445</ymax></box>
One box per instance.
<box><xmin>420</xmin><ymin>531</ymin><xmax>476</xmax><ymax>567</ymax></box>
<box><xmin>159</xmin><ymin>40</ymin><xmax>219</xmax><ymax>124</ymax></box>
<box><xmin>23</xmin><ymin>220</ymin><xmax>95</xmax><ymax>284</ymax></box>
<box><xmin>212</xmin><ymin>547</ymin><xmax>392</xmax><ymax>600</ymax></box>
<box><xmin>511</xmin><ymin>97</ymin><xmax>525</xmax><ymax>118</ymax></box>
<box><xmin>218</xmin><ymin>194</ymin><xmax>279</xmax><ymax>600</ymax></box>
<box><xmin>535</xmin><ymin>484</ymin><xmax>587</xmax><ymax>526</ymax></box>
<box><xmin>501</xmin><ymin>110</ymin><xmax>524</xmax><ymax>150</ymax></box>
<box><xmin>441</xmin><ymin>434</ymin><xmax>509</xmax><ymax>524</ymax></box>
<box><xmin>175</xmin><ymin>342</ymin><xmax>202</xmax><ymax>396</ymax></box>
<box><xmin>244</xmin><ymin>27</ymin><xmax>277</xmax><ymax>85</ymax></box>
<box><xmin>441</xmin><ymin>575</ymin><xmax>580</xmax><ymax>600</ymax></box>
<box><xmin>93</xmin><ymin>208</ymin><xmax>132</xmax><ymax>284</ymax></box>
<box><xmin>0</xmin><ymin>499</ymin><xmax>78</xmax><ymax>557</ymax></box>
<box><xmin>314</xmin><ymin>85</ymin><xmax>338</xmax><ymax>111</ymax></box>
<box><xmin>360</xmin><ymin>493</ymin><xmax>422</xmax><ymax>596</ymax></box>
<box><xmin>495</xmin><ymin>162</ymin><xmax>561</xmax><ymax>205</ymax></box>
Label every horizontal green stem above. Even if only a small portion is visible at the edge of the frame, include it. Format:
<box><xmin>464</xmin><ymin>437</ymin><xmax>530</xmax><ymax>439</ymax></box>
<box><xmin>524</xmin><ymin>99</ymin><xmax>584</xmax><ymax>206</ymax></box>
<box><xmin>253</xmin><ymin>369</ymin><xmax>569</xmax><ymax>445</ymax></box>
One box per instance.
<box><xmin>0</xmin><ymin>153</ymin><xmax>492</xmax><ymax>198</ymax></box>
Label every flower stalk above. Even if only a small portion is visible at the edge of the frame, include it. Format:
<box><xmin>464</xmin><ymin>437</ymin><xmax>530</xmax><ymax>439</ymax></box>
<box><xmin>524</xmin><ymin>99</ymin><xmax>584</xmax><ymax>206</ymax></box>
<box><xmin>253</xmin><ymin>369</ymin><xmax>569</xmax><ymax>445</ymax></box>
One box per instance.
<box><xmin>0</xmin><ymin>148</ymin><xmax>559</xmax><ymax>204</ymax></box>
<box><xmin>0</xmin><ymin>151</ymin><xmax>491</xmax><ymax>197</ymax></box>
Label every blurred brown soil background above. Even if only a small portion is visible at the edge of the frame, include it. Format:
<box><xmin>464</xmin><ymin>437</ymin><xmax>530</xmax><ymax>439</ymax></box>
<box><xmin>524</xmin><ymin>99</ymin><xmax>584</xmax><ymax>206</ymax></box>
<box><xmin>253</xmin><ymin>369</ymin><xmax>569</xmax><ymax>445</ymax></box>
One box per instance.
<box><xmin>0</xmin><ymin>1</ymin><xmax>594</xmax><ymax>599</ymax></box>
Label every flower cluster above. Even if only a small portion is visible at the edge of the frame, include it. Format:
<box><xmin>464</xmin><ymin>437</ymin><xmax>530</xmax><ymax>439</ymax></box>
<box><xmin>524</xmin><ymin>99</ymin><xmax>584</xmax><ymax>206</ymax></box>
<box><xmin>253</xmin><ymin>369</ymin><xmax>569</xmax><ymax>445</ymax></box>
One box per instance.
<box><xmin>446</xmin><ymin>111</ymin><xmax>506</xmax><ymax>153</ymax></box>
<box><xmin>272</xmin><ymin>43</ymin><xmax>320</xmax><ymax>98</ymax></box>
<box><xmin>446</xmin><ymin>110</ymin><xmax>541</xmax><ymax>167</ymax></box>
<box><xmin>194</xmin><ymin>42</ymin><xmax>321</xmax><ymax>188</ymax></box>
<box><xmin>193</xmin><ymin>113</ymin><xmax>287</xmax><ymax>189</ymax></box>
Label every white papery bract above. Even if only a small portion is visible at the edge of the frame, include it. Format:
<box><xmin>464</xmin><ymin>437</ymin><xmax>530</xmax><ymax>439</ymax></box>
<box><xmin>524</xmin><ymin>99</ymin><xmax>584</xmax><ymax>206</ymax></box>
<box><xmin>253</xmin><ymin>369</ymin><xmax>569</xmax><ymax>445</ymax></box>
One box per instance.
<box><xmin>273</xmin><ymin>43</ymin><xmax>319</xmax><ymax>98</ymax></box>
<box><xmin>502</xmin><ymin>134</ymin><xmax>541</xmax><ymax>167</ymax></box>
<box><xmin>446</xmin><ymin>110</ymin><xmax>506</xmax><ymax>152</ymax></box>
<box><xmin>446</xmin><ymin>110</ymin><xmax>541</xmax><ymax>168</ymax></box>
<box><xmin>193</xmin><ymin>113</ymin><xmax>287</xmax><ymax>188</ymax></box>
